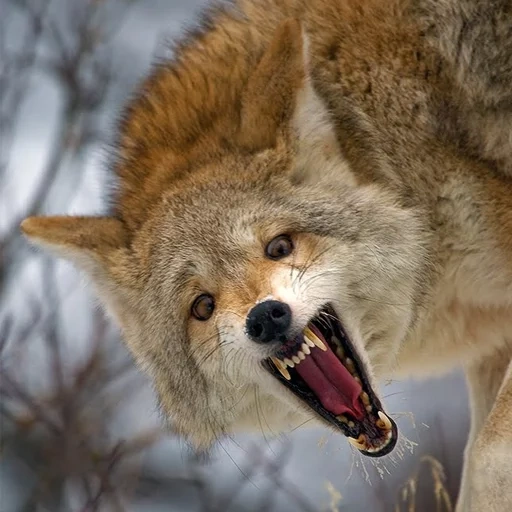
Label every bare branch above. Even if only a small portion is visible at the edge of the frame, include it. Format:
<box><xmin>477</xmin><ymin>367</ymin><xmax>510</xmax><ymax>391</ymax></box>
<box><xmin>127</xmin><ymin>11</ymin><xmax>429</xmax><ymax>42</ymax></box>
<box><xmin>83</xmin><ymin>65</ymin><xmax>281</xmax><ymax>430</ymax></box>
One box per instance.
<box><xmin>0</xmin><ymin>0</ymin><xmax>138</xmax><ymax>302</ymax></box>
<box><xmin>0</xmin><ymin>0</ymin><xmax>52</xmax><ymax>178</ymax></box>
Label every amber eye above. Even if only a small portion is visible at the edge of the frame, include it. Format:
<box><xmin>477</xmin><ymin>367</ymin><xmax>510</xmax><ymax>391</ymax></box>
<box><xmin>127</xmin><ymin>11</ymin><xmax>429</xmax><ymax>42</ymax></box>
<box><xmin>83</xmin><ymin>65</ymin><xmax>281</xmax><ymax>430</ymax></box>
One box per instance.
<box><xmin>191</xmin><ymin>294</ymin><xmax>215</xmax><ymax>321</ymax></box>
<box><xmin>265</xmin><ymin>234</ymin><xmax>294</xmax><ymax>260</ymax></box>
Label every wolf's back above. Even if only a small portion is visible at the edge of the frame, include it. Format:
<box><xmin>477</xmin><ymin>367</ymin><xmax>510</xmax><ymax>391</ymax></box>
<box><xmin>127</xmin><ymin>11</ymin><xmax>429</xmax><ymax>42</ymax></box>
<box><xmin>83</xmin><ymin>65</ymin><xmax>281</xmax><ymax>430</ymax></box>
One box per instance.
<box><xmin>416</xmin><ymin>0</ymin><xmax>512</xmax><ymax>175</ymax></box>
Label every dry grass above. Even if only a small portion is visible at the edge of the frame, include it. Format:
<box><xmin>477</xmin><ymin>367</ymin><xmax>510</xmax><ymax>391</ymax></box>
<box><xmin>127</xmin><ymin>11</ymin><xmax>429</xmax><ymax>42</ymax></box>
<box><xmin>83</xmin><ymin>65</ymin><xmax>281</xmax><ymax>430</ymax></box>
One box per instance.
<box><xmin>0</xmin><ymin>310</ymin><xmax>163</xmax><ymax>511</ymax></box>
<box><xmin>395</xmin><ymin>455</ymin><xmax>454</xmax><ymax>512</ymax></box>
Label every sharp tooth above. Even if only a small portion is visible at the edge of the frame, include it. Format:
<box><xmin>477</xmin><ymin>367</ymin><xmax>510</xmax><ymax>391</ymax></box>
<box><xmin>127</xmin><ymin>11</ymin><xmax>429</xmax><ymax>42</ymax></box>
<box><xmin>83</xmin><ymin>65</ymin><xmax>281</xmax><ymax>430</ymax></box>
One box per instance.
<box><xmin>271</xmin><ymin>357</ymin><xmax>291</xmax><ymax>380</ymax></box>
<box><xmin>305</xmin><ymin>337</ymin><xmax>315</xmax><ymax>348</ymax></box>
<box><xmin>301</xmin><ymin>343</ymin><xmax>311</xmax><ymax>355</ymax></box>
<box><xmin>303</xmin><ymin>326</ymin><xmax>327</xmax><ymax>351</ymax></box>
<box><xmin>270</xmin><ymin>356</ymin><xmax>284</xmax><ymax>368</ymax></box>
<box><xmin>347</xmin><ymin>434</ymin><xmax>366</xmax><ymax>450</ymax></box>
<box><xmin>345</xmin><ymin>358</ymin><xmax>355</xmax><ymax>372</ymax></box>
<box><xmin>283</xmin><ymin>358</ymin><xmax>295</xmax><ymax>368</ymax></box>
<box><xmin>297</xmin><ymin>350</ymin><xmax>306</xmax><ymax>360</ymax></box>
<box><xmin>347</xmin><ymin>437</ymin><xmax>363</xmax><ymax>450</ymax></box>
<box><xmin>360</xmin><ymin>391</ymin><xmax>370</xmax><ymax>405</ymax></box>
<box><xmin>292</xmin><ymin>355</ymin><xmax>301</xmax><ymax>365</ymax></box>
<box><xmin>377</xmin><ymin>411</ymin><xmax>393</xmax><ymax>431</ymax></box>
<box><xmin>279</xmin><ymin>367</ymin><xmax>291</xmax><ymax>380</ymax></box>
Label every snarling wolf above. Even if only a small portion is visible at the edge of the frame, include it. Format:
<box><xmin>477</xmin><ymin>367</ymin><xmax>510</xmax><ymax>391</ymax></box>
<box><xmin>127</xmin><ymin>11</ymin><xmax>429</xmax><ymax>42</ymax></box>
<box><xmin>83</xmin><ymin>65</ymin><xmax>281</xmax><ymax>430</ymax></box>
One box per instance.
<box><xmin>21</xmin><ymin>0</ymin><xmax>512</xmax><ymax>509</ymax></box>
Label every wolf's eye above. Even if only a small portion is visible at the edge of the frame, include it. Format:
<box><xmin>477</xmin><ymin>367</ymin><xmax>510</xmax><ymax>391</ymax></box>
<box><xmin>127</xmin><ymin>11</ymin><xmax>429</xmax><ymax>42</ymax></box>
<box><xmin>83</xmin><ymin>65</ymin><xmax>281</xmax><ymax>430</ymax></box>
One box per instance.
<box><xmin>192</xmin><ymin>294</ymin><xmax>215</xmax><ymax>321</ymax></box>
<box><xmin>265</xmin><ymin>234</ymin><xmax>294</xmax><ymax>260</ymax></box>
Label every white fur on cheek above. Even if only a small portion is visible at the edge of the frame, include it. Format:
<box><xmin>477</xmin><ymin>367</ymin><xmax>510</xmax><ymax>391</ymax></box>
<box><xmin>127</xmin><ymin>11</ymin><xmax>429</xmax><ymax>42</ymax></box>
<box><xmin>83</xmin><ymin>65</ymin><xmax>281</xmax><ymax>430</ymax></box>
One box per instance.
<box><xmin>214</xmin><ymin>310</ymin><xmax>269</xmax><ymax>384</ymax></box>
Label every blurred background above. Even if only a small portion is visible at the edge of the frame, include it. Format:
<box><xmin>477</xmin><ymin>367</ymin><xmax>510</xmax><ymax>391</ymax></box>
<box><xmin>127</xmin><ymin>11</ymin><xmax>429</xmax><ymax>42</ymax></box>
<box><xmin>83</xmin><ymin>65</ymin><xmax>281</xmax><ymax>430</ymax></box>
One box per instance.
<box><xmin>0</xmin><ymin>1</ymin><xmax>470</xmax><ymax>510</ymax></box>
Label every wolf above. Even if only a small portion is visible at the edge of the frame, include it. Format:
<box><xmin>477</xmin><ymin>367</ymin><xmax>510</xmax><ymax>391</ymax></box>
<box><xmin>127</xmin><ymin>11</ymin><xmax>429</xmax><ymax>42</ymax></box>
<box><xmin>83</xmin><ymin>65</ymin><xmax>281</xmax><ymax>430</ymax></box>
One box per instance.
<box><xmin>21</xmin><ymin>0</ymin><xmax>512</xmax><ymax>509</ymax></box>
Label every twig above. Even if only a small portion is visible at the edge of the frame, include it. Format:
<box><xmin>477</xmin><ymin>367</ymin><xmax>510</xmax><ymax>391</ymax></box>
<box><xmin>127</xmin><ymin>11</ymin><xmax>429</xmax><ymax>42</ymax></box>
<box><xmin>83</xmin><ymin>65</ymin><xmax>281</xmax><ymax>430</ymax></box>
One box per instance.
<box><xmin>0</xmin><ymin>0</ymin><xmax>52</xmax><ymax>178</ymax></box>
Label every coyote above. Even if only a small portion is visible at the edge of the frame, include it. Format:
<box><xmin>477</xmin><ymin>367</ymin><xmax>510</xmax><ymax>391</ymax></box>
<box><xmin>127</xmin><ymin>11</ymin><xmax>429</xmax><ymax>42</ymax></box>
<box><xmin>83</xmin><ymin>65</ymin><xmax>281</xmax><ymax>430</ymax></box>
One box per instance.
<box><xmin>21</xmin><ymin>0</ymin><xmax>512</xmax><ymax>509</ymax></box>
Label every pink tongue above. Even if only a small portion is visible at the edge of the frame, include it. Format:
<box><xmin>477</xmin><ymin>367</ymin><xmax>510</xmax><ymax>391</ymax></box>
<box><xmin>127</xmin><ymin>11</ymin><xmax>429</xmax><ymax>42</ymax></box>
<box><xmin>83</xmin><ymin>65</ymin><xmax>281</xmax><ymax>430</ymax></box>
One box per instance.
<box><xmin>295</xmin><ymin>330</ymin><xmax>364</xmax><ymax>419</ymax></box>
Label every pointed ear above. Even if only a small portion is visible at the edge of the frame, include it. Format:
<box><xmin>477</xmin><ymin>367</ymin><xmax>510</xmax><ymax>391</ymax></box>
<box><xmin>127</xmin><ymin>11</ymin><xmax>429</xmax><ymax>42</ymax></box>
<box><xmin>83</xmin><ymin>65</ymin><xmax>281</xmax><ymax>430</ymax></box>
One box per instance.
<box><xmin>20</xmin><ymin>216</ymin><xmax>129</xmax><ymax>278</ymax></box>
<box><xmin>238</xmin><ymin>19</ymin><xmax>305</xmax><ymax>151</ymax></box>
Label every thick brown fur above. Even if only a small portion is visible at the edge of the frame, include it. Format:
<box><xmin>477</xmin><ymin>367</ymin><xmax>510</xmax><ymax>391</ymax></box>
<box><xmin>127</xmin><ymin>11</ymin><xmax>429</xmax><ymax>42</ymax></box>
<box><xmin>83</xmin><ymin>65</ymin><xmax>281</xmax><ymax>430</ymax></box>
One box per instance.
<box><xmin>21</xmin><ymin>1</ymin><xmax>512</xmax><ymax>510</ymax></box>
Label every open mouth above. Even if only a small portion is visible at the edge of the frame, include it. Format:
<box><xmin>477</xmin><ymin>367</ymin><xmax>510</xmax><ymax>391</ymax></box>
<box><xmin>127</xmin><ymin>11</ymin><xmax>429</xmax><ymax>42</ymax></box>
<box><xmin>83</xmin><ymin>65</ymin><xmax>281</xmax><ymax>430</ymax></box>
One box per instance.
<box><xmin>262</xmin><ymin>304</ymin><xmax>398</xmax><ymax>457</ymax></box>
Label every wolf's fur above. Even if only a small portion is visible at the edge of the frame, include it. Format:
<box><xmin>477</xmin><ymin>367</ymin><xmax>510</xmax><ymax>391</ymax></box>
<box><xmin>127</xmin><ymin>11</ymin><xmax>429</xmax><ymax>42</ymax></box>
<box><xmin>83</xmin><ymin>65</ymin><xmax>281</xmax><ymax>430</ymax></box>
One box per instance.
<box><xmin>21</xmin><ymin>0</ymin><xmax>512</xmax><ymax>509</ymax></box>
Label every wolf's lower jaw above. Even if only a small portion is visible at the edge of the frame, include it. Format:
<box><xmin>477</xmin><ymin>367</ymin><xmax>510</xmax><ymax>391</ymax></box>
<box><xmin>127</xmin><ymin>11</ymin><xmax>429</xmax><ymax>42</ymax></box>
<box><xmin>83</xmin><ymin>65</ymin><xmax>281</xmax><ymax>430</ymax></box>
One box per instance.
<box><xmin>263</xmin><ymin>304</ymin><xmax>398</xmax><ymax>457</ymax></box>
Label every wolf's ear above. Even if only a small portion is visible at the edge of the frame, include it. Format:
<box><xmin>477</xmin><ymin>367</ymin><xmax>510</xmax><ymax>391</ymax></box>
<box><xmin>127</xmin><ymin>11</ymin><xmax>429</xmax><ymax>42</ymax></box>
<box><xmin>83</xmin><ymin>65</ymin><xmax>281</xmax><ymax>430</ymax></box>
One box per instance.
<box><xmin>238</xmin><ymin>18</ymin><xmax>305</xmax><ymax>151</ymax></box>
<box><xmin>20</xmin><ymin>216</ymin><xmax>129</xmax><ymax>279</ymax></box>
<box><xmin>238</xmin><ymin>18</ymin><xmax>342</xmax><ymax>174</ymax></box>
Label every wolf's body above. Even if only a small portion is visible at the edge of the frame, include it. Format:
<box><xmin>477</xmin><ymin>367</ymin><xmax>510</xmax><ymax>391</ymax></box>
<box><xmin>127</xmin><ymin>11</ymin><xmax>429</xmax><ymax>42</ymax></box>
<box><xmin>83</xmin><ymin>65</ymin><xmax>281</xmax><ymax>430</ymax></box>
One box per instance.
<box><xmin>22</xmin><ymin>0</ymin><xmax>512</xmax><ymax>509</ymax></box>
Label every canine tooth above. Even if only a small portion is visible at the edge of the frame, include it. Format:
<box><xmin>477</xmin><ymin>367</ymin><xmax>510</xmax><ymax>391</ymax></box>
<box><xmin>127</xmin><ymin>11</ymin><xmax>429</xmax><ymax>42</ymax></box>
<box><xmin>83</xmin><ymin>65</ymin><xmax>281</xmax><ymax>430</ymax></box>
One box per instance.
<box><xmin>292</xmin><ymin>355</ymin><xmax>301</xmax><ymax>365</ymax></box>
<box><xmin>279</xmin><ymin>367</ymin><xmax>291</xmax><ymax>380</ymax></box>
<box><xmin>297</xmin><ymin>350</ymin><xmax>306</xmax><ymax>361</ymax></box>
<box><xmin>347</xmin><ymin>437</ymin><xmax>363</xmax><ymax>450</ymax></box>
<box><xmin>360</xmin><ymin>392</ymin><xmax>370</xmax><ymax>405</ymax></box>
<box><xmin>283</xmin><ymin>358</ymin><xmax>295</xmax><ymax>368</ymax></box>
<box><xmin>377</xmin><ymin>411</ymin><xmax>393</xmax><ymax>431</ymax></box>
<box><xmin>301</xmin><ymin>343</ymin><xmax>311</xmax><ymax>355</ymax></box>
<box><xmin>271</xmin><ymin>357</ymin><xmax>291</xmax><ymax>380</ymax></box>
<box><xmin>347</xmin><ymin>438</ymin><xmax>361</xmax><ymax>449</ymax></box>
<box><xmin>303</xmin><ymin>327</ymin><xmax>327</xmax><ymax>351</ymax></box>
<box><xmin>271</xmin><ymin>356</ymin><xmax>285</xmax><ymax>367</ymax></box>
<box><xmin>347</xmin><ymin>434</ymin><xmax>366</xmax><ymax>450</ymax></box>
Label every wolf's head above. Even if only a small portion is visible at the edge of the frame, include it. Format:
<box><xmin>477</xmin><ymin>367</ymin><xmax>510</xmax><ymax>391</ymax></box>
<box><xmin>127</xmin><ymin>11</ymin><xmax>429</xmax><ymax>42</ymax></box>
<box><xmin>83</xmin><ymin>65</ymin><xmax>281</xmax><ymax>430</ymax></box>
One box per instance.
<box><xmin>22</xmin><ymin>18</ymin><xmax>429</xmax><ymax>456</ymax></box>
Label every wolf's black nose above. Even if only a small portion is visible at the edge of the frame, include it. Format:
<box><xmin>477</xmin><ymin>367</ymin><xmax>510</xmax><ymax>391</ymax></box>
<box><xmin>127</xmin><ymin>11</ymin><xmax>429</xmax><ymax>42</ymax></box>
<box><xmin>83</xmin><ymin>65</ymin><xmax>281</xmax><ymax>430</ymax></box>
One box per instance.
<box><xmin>246</xmin><ymin>300</ymin><xmax>292</xmax><ymax>343</ymax></box>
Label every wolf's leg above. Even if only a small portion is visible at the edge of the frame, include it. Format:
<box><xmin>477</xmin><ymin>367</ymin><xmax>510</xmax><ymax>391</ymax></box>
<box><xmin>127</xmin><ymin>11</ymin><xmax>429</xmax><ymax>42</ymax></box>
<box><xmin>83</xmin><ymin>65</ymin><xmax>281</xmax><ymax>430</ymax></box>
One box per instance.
<box><xmin>457</xmin><ymin>350</ymin><xmax>512</xmax><ymax>511</ymax></box>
